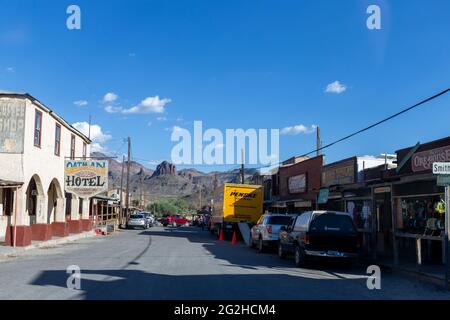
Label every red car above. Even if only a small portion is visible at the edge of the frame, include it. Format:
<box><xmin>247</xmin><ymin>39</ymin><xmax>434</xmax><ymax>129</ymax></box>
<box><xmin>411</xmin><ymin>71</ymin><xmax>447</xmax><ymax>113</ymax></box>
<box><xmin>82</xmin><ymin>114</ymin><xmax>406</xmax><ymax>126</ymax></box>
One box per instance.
<box><xmin>166</xmin><ymin>215</ymin><xmax>189</xmax><ymax>227</ymax></box>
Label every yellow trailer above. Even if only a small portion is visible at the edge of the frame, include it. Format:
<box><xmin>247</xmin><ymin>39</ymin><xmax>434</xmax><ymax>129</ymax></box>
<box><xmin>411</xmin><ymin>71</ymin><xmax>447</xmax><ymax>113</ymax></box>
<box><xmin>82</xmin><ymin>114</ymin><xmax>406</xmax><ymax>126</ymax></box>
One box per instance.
<box><xmin>210</xmin><ymin>183</ymin><xmax>264</xmax><ymax>238</ymax></box>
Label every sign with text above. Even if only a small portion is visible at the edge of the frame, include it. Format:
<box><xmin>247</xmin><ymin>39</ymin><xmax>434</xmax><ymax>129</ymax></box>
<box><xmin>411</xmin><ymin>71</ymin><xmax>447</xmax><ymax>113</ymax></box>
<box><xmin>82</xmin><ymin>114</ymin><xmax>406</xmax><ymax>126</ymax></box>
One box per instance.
<box><xmin>64</xmin><ymin>160</ymin><xmax>108</xmax><ymax>198</ymax></box>
<box><xmin>433</xmin><ymin>162</ymin><xmax>450</xmax><ymax>175</ymax></box>
<box><xmin>437</xmin><ymin>175</ymin><xmax>450</xmax><ymax>186</ymax></box>
<box><xmin>288</xmin><ymin>174</ymin><xmax>306</xmax><ymax>193</ymax></box>
<box><xmin>322</xmin><ymin>158</ymin><xmax>356</xmax><ymax>187</ymax></box>
<box><xmin>0</xmin><ymin>98</ymin><xmax>26</xmax><ymax>153</ymax></box>
<box><xmin>412</xmin><ymin>146</ymin><xmax>450</xmax><ymax>172</ymax></box>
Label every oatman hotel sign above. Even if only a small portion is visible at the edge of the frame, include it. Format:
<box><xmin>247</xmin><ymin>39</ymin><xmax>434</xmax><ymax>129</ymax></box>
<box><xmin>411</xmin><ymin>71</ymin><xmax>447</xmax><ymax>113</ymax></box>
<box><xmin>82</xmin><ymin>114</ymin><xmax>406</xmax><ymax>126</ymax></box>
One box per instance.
<box><xmin>64</xmin><ymin>160</ymin><xmax>109</xmax><ymax>198</ymax></box>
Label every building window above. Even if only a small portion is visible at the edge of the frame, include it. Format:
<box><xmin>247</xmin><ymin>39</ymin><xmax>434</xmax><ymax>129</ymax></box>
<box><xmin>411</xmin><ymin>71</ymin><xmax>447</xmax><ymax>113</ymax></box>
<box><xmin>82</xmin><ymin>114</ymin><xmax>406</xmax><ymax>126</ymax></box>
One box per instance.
<box><xmin>34</xmin><ymin>110</ymin><xmax>42</xmax><ymax>147</ymax></box>
<box><xmin>1</xmin><ymin>189</ymin><xmax>14</xmax><ymax>216</ymax></box>
<box><xmin>70</xmin><ymin>135</ymin><xmax>76</xmax><ymax>160</ymax></box>
<box><xmin>83</xmin><ymin>142</ymin><xmax>87</xmax><ymax>160</ymax></box>
<box><xmin>55</xmin><ymin>124</ymin><xmax>61</xmax><ymax>156</ymax></box>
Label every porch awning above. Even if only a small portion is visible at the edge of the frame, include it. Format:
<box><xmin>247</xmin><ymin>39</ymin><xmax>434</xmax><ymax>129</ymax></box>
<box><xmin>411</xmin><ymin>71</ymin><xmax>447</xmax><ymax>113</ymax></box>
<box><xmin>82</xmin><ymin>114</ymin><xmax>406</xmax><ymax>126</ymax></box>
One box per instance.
<box><xmin>0</xmin><ymin>179</ymin><xmax>23</xmax><ymax>188</ymax></box>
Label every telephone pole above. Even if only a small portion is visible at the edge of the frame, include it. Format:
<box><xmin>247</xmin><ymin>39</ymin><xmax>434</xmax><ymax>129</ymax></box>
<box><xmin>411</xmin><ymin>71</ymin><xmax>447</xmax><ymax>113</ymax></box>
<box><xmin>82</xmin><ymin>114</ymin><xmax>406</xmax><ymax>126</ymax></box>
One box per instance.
<box><xmin>316</xmin><ymin>126</ymin><xmax>321</xmax><ymax>157</ymax></box>
<box><xmin>119</xmin><ymin>155</ymin><xmax>125</xmax><ymax>226</ymax></box>
<box><xmin>125</xmin><ymin>137</ymin><xmax>131</xmax><ymax>224</ymax></box>
<box><xmin>199</xmin><ymin>185</ymin><xmax>202</xmax><ymax>211</ymax></box>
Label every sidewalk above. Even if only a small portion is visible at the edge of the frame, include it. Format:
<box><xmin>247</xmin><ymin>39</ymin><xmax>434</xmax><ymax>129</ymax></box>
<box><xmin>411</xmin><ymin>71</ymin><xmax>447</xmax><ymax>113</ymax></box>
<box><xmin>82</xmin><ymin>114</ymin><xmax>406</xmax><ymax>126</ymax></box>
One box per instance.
<box><xmin>363</xmin><ymin>255</ymin><xmax>449</xmax><ymax>288</ymax></box>
<box><xmin>0</xmin><ymin>231</ymin><xmax>97</xmax><ymax>259</ymax></box>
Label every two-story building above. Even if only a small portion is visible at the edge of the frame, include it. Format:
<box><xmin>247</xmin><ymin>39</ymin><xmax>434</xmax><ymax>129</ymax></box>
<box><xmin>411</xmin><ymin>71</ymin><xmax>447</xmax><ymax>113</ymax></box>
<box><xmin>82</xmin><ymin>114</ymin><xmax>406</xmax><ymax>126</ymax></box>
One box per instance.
<box><xmin>0</xmin><ymin>92</ymin><xmax>92</xmax><ymax>246</ymax></box>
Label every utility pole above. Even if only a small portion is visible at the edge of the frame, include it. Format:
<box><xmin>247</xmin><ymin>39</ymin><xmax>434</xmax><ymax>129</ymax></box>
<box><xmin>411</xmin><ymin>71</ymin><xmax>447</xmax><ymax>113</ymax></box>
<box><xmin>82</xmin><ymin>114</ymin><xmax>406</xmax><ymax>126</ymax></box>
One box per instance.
<box><xmin>241</xmin><ymin>148</ymin><xmax>245</xmax><ymax>184</ymax></box>
<box><xmin>316</xmin><ymin>126</ymin><xmax>321</xmax><ymax>157</ymax></box>
<box><xmin>140</xmin><ymin>174</ymin><xmax>144</xmax><ymax>210</ymax></box>
<box><xmin>199</xmin><ymin>185</ymin><xmax>202</xmax><ymax>211</ymax></box>
<box><xmin>119</xmin><ymin>155</ymin><xmax>125</xmax><ymax>226</ymax></box>
<box><xmin>125</xmin><ymin>137</ymin><xmax>131</xmax><ymax>224</ymax></box>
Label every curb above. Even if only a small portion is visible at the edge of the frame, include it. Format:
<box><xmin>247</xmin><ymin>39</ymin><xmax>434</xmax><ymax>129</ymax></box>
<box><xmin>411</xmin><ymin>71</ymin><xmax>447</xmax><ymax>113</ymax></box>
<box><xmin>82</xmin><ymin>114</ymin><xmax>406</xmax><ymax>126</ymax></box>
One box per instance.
<box><xmin>0</xmin><ymin>231</ymin><xmax>98</xmax><ymax>259</ymax></box>
<box><xmin>361</xmin><ymin>258</ymin><xmax>449</xmax><ymax>289</ymax></box>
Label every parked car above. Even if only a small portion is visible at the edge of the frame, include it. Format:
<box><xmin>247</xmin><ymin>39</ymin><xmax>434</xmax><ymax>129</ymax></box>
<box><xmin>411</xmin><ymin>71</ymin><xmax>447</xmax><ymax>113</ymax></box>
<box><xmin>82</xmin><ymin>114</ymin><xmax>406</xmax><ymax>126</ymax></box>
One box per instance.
<box><xmin>250</xmin><ymin>213</ymin><xmax>293</xmax><ymax>252</ymax></box>
<box><xmin>166</xmin><ymin>215</ymin><xmax>189</xmax><ymax>227</ymax></box>
<box><xmin>160</xmin><ymin>214</ymin><xmax>170</xmax><ymax>226</ymax></box>
<box><xmin>127</xmin><ymin>213</ymin><xmax>149</xmax><ymax>229</ymax></box>
<box><xmin>143</xmin><ymin>212</ymin><xmax>155</xmax><ymax>227</ymax></box>
<box><xmin>278</xmin><ymin>211</ymin><xmax>360</xmax><ymax>267</ymax></box>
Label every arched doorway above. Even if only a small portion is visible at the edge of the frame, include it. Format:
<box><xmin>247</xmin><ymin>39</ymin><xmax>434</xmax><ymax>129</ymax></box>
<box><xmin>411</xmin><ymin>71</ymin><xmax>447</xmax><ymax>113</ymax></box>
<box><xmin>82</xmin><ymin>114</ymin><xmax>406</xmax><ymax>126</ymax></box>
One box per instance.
<box><xmin>47</xmin><ymin>179</ymin><xmax>63</xmax><ymax>224</ymax></box>
<box><xmin>25</xmin><ymin>175</ymin><xmax>44</xmax><ymax>225</ymax></box>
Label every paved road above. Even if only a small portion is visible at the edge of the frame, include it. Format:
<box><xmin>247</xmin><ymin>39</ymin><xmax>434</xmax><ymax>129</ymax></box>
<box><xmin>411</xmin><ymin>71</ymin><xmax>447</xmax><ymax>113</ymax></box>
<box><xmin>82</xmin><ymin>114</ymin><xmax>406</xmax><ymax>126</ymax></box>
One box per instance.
<box><xmin>0</xmin><ymin>226</ymin><xmax>449</xmax><ymax>300</ymax></box>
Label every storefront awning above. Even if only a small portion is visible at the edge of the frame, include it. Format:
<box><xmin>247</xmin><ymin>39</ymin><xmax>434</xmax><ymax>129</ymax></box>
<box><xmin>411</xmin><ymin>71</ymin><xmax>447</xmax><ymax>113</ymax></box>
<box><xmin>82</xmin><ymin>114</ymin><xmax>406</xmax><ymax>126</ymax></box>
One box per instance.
<box><xmin>271</xmin><ymin>202</ymin><xmax>287</xmax><ymax>208</ymax></box>
<box><xmin>0</xmin><ymin>179</ymin><xmax>23</xmax><ymax>188</ymax></box>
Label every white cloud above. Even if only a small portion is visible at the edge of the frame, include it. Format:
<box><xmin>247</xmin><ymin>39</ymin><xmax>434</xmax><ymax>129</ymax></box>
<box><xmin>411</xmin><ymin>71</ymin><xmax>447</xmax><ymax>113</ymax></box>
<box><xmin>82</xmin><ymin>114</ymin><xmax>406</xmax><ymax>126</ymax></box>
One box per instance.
<box><xmin>72</xmin><ymin>122</ymin><xmax>112</xmax><ymax>153</ymax></box>
<box><xmin>103</xmin><ymin>92</ymin><xmax>118</xmax><ymax>103</ymax></box>
<box><xmin>147</xmin><ymin>121</ymin><xmax>152</xmax><ymax>127</ymax></box>
<box><xmin>122</xmin><ymin>96</ymin><xmax>171</xmax><ymax>114</ymax></box>
<box><xmin>6</xmin><ymin>67</ymin><xmax>14</xmax><ymax>73</ymax></box>
<box><xmin>74</xmin><ymin>100</ymin><xmax>88</xmax><ymax>107</ymax></box>
<box><xmin>166</xmin><ymin>126</ymin><xmax>184</xmax><ymax>133</ymax></box>
<box><xmin>105</xmin><ymin>105</ymin><xmax>122</xmax><ymax>114</ymax></box>
<box><xmin>157</xmin><ymin>116</ymin><xmax>167</xmax><ymax>121</ymax></box>
<box><xmin>129</xmin><ymin>53</ymin><xmax>136</xmax><ymax>57</ymax></box>
<box><xmin>325</xmin><ymin>81</ymin><xmax>347</xmax><ymax>94</ymax></box>
<box><xmin>280</xmin><ymin>124</ymin><xmax>317</xmax><ymax>135</ymax></box>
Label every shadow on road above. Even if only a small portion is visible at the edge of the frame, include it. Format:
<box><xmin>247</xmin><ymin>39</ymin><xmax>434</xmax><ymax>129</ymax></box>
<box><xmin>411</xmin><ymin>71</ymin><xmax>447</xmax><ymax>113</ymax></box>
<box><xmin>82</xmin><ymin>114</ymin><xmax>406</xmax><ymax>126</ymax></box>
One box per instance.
<box><xmin>139</xmin><ymin>227</ymin><xmax>365</xmax><ymax>274</ymax></box>
<box><xmin>30</xmin><ymin>268</ymin><xmax>369</xmax><ymax>300</ymax></box>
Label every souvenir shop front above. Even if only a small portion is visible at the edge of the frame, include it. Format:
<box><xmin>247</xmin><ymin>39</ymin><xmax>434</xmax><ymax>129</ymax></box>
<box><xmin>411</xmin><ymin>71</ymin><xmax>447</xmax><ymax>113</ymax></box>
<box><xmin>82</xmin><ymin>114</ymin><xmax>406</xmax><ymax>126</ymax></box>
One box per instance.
<box><xmin>391</xmin><ymin>175</ymin><xmax>446</xmax><ymax>265</ymax></box>
<box><xmin>390</xmin><ymin>136</ymin><xmax>450</xmax><ymax>266</ymax></box>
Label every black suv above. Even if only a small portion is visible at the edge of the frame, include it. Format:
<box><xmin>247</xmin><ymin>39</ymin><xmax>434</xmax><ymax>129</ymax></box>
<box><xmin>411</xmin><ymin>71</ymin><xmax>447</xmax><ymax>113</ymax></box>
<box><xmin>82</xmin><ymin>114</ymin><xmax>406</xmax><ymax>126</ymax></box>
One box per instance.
<box><xmin>278</xmin><ymin>211</ymin><xmax>360</xmax><ymax>267</ymax></box>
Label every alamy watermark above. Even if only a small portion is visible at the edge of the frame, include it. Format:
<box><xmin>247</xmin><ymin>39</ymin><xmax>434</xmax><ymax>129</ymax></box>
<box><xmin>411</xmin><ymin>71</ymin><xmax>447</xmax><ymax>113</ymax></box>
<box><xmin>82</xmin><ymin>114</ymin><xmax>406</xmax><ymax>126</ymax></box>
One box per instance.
<box><xmin>366</xmin><ymin>5</ymin><xmax>381</xmax><ymax>30</ymax></box>
<box><xmin>66</xmin><ymin>265</ymin><xmax>81</xmax><ymax>290</ymax></box>
<box><xmin>170</xmin><ymin>121</ymin><xmax>280</xmax><ymax>166</ymax></box>
<box><xmin>366</xmin><ymin>265</ymin><xmax>381</xmax><ymax>290</ymax></box>
<box><xmin>67</xmin><ymin>5</ymin><xmax>81</xmax><ymax>30</ymax></box>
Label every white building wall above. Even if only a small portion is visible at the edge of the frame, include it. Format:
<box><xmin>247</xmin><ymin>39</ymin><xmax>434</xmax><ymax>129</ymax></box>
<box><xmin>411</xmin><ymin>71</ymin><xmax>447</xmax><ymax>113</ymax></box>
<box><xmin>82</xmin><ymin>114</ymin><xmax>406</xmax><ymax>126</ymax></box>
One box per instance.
<box><xmin>0</xmin><ymin>96</ymin><xmax>91</xmax><ymax>231</ymax></box>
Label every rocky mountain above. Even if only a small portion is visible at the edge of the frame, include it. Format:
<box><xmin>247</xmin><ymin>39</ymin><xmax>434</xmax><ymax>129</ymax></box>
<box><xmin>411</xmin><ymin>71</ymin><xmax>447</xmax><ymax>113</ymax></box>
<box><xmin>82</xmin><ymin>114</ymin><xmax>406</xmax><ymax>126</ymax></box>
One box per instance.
<box><xmin>91</xmin><ymin>152</ymin><xmax>259</xmax><ymax>208</ymax></box>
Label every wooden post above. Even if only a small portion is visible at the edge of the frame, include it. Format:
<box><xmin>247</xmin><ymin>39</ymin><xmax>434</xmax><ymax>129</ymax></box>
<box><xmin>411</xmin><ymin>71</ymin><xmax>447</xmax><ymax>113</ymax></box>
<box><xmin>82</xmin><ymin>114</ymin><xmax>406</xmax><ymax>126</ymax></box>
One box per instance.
<box><xmin>416</xmin><ymin>238</ymin><xmax>422</xmax><ymax>266</ymax></box>
<box><xmin>13</xmin><ymin>187</ymin><xmax>19</xmax><ymax>247</ymax></box>
<box><xmin>445</xmin><ymin>185</ymin><xmax>449</xmax><ymax>289</ymax></box>
<box><xmin>390</xmin><ymin>183</ymin><xmax>399</xmax><ymax>265</ymax></box>
<box><xmin>371</xmin><ymin>186</ymin><xmax>377</xmax><ymax>260</ymax></box>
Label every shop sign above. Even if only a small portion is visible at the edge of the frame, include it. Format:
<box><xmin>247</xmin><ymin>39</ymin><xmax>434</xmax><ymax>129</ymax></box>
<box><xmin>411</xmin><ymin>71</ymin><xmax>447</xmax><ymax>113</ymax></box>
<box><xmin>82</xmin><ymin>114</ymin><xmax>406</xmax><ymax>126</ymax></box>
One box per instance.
<box><xmin>288</xmin><ymin>174</ymin><xmax>306</xmax><ymax>193</ymax></box>
<box><xmin>374</xmin><ymin>186</ymin><xmax>391</xmax><ymax>194</ymax></box>
<box><xmin>412</xmin><ymin>146</ymin><xmax>450</xmax><ymax>172</ymax></box>
<box><xmin>322</xmin><ymin>159</ymin><xmax>356</xmax><ymax>187</ymax></box>
<box><xmin>294</xmin><ymin>201</ymin><xmax>312</xmax><ymax>208</ymax></box>
<box><xmin>317</xmin><ymin>188</ymin><xmax>329</xmax><ymax>204</ymax></box>
<box><xmin>433</xmin><ymin>162</ymin><xmax>450</xmax><ymax>175</ymax></box>
<box><xmin>0</xmin><ymin>98</ymin><xmax>26</xmax><ymax>153</ymax></box>
<box><xmin>64</xmin><ymin>160</ymin><xmax>108</xmax><ymax>198</ymax></box>
<box><xmin>437</xmin><ymin>175</ymin><xmax>450</xmax><ymax>186</ymax></box>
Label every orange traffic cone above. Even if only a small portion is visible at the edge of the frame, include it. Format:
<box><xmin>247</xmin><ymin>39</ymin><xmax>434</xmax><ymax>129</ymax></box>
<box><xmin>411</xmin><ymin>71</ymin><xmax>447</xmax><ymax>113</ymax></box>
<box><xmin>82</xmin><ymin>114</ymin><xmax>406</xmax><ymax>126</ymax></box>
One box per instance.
<box><xmin>231</xmin><ymin>231</ymin><xmax>237</xmax><ymax>246</ymax></box>
<box><xmin>219</xmin><ymin>228</ymin><xmax>224</xmax><ymax>241</ymax></box>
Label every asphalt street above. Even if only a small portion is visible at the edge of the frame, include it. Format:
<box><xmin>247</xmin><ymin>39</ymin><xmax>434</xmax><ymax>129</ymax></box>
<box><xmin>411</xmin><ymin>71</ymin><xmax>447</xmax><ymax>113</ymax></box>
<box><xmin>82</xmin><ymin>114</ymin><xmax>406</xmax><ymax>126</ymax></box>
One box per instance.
<box><xmin>0</xmin><ymin>226</ymin><xmax>449</xmax><ymax>300</ymax></box>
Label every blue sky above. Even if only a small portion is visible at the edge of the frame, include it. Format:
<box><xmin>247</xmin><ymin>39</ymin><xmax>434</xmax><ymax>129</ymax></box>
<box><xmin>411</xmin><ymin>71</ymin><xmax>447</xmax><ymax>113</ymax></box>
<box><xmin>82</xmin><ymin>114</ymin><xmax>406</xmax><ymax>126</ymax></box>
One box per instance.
<box><xmin>1</xmin><ymin>0</ymin><xmax>449</xmax><ymax>172</ymax></box>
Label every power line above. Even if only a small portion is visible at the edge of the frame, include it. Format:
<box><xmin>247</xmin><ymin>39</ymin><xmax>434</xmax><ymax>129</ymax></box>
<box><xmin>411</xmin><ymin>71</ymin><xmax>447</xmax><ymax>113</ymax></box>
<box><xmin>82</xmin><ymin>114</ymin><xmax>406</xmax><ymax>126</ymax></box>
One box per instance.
<box><xmin>129</xmin><ymin>88</ymin><xmax>450</xmax><ymax>174</ymax></box>
<box><xmin>252</xmin><ymin>87</ymin><xmax>450</xmax><ymax>171</ymax></box>
<box><xmin>299</xmin><ymin>87</ymin><xmax>450</xmax><ymax>157</ymax></box>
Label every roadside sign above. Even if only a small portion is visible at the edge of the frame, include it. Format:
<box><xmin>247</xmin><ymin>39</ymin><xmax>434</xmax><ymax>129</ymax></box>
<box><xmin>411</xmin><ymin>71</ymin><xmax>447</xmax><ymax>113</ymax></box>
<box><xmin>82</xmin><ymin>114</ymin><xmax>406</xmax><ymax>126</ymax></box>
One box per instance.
<box><xmin>64</xmin><ymin>159</ymin><xmax>109</xmax><ymax>198</ymax></box>
<box><xmin>437</xmin><ymin>175</ymin><xmax>450</xmax><ymax>186</ymax></box>
<box><xmin>433</xmin><ymin>162</ymin><xmax>450</xmax><ymax>175</ymax></box>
